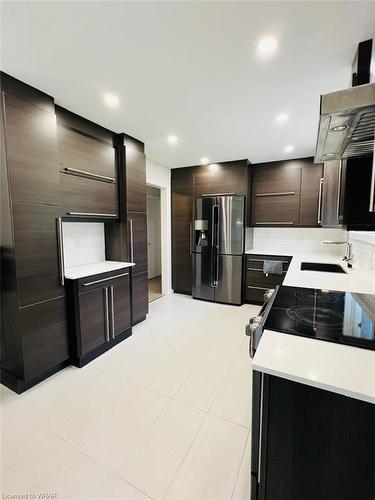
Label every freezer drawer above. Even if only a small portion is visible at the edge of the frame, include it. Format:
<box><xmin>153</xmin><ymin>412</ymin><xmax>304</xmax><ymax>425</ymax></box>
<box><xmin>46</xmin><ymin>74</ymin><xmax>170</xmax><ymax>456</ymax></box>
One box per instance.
<box><xmin>215</xmin><ymin>255</ymin><xmax>243</xmax><ymax>305</ymax></box>
<box><xmin>192</xmin><ymin>253</ymin><xmax>215</xmax><ymax>301</ymax></box>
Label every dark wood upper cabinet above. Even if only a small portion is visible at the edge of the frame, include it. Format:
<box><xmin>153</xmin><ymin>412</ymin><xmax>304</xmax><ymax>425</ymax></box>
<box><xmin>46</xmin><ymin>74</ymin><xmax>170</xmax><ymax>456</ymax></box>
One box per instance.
<box><xmin>20</xmin><ymin>296</ymin><xmax>69</xmax><ymax>381</ymax></box>
<box><xmin>127</xmin><ymin>212</ymin><xmax>148</xmax><ymax>275</ymax></box>
<box><xmin>60</xmin><ymin>172</ymin><xmax>118</xmax><ymax>218</ymax></box>
<box><xmin>194</xmin><ymin>160</ymin><xmax>248</xmax><ymax>198</ymax></box>
<box><xmin>57</xmin><ymin>125</ymin><xmax>116</xmax><ymax>180</ymax></box>
<box><xmin>13</xmin><ymin>203</ymin><xmax>64</xmax><ymax>307</ymax></box>
<box><xmin>171</xmin><ymin>167</ymin><xmax>194</xmax><ymax>294</ymax></box>
<box><xmin>2</xmin><ymin>90</ymin><xmax>60</xmax><ymax>205</ymax></box>
<box><xmin>299</xmin><ymin>163</ymin><xmax>324</xmax><ymax>226</ymax></box>
<box><xmin>251</xmin><ymin>157</ymin><xmax>323</xmax><ymax>227</ymax></box>
<box><xmin>124</xmin><ymin>135</ymin><xmax>146</xmax><ymax>213</ymax></box>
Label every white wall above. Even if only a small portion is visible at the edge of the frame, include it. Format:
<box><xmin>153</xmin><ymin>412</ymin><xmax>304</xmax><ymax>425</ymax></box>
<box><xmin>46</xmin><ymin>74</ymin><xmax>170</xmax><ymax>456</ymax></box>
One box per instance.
<box><xmin>62</xmin><ymin>222</ymin><xmax>105</xmax><ymax>268</ymax></box>
<box><xmin>146</xmin><ymin>158</ymin><xmax>172</xmax><ymax>294</ymax></box>
<box><xmin>246</xmin><ymin>227</ymin><xmax>348</xmax><ymax>256</ymax></box>
<box><xmin>348</xmin><ymin>231</ymin><xmax>375</xmax><ymax>272</ymax></box>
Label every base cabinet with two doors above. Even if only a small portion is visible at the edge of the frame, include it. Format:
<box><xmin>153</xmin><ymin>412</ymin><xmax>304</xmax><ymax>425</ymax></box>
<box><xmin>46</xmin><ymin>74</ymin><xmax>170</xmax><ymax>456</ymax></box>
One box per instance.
<box><xmin>67</xmin><ymin>269</ymin><xmax>131</xmax><ymax>367</ymax></box>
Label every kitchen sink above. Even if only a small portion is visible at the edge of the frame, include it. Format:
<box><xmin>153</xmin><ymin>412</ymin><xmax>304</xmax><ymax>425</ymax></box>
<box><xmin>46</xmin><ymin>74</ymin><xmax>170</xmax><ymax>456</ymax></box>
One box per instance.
<box><xmin>300</xmin><ymin>262</ymin><xmax>347</xmax><ymax>274</ymax></box>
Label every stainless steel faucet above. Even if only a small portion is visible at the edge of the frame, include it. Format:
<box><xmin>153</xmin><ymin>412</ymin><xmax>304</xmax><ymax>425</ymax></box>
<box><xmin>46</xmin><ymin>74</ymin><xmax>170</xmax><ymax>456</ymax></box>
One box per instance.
<box><xmin>323</xmin><ymin>241</ymin><xmax>354</xmax><ymax>268</ymax></box>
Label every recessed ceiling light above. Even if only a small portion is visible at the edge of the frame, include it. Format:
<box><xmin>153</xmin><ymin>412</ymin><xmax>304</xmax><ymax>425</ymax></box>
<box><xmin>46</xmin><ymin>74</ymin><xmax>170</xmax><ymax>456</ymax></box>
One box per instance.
<box><xmin>284</xmin><ymin>145</ymin><xmax>294</xmax><ymax>154</ymax></box>
<box><xmin>256</xmin><ymin>36</ymin><xmax>279</xmax><ymax>59</ymax></box>
<box><xmin>275</xmin><ymin>112</ymin><xmax>289</xmax><ymax>125</ymax></box>
<box><xmin>331</xmin><ymin>125</ymin><xmax>348</xmax><ymax>132</ymax></box>
<box><xmin>167</xmin><ymin>135</ymin><xmax>179</xmax><ymax>146</ymax></box>
<box><xmin>200</xmin><ymin>157</ymin><xmax>210</xmax><ymax>165</ymax></box>
<box><xmin>103</xmin><ymin>92</ymin><xmax>119</xmax><ymax>108</ymax></box>
<box><xmin>325</xmin><ymin>152</ymin><xmax>336</xmax><ymax>157</ymax></box>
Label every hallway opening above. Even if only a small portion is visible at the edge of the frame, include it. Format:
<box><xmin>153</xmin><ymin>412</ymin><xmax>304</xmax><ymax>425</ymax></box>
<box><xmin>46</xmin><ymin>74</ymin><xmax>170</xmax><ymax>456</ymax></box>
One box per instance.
<box><xmin>147</xmin><ymin>185</ymin><xmax>162</xmax><ymax>302</ymax></box>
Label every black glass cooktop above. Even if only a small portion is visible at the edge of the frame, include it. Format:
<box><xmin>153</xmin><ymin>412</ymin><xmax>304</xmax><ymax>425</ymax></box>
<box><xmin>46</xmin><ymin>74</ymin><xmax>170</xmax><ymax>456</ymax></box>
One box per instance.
<box><xmin>264</xmin><ymin>286</ymin><xmax>375</xmax><ymax>350</ymax></box>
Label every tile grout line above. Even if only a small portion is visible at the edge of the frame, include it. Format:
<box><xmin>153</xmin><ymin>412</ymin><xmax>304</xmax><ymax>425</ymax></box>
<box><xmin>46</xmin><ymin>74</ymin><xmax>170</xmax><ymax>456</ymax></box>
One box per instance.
<box><xmin>230</xmin><ymin>428</ymin><xmax>251</xmax><ymax>500</ymax></box>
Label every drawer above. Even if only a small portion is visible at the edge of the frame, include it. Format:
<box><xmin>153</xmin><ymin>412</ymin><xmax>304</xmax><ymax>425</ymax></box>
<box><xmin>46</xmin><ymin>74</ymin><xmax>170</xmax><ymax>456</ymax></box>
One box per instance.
<box><xmin>60</xmin><ymin>172</ymin><xmax>118</xmax><ymax>219</ymax></box>
<box><xmin>247</xmin><ymin>269</ymin><xmax>284</xmax><ymax>287</ymax></box>
<box><xmin>77</xmin><ymin>269</ymin><xmax>131</xmax><ymax>293</ymax></box>
<box><xmin>245</xmin><ymin>284</ymin><xmax>272</xmax><ymax>305</ymax></box>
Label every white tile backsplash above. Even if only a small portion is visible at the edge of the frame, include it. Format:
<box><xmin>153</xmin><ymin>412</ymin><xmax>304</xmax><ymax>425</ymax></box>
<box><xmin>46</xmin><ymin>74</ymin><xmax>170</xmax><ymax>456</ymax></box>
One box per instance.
<box><xmin>246</xmin><ymin>227</ymin><xmax>348</xmax><ymax>256</ymax></box>
<box><xmin>348</xmin><ymin>231</ymin><xmax>375</xmax><ymax>272</ymax></box>
<box><xmin>62</xmin><ymin>222</ymin><xmax>105</xmax><ymax>268</ymax></box>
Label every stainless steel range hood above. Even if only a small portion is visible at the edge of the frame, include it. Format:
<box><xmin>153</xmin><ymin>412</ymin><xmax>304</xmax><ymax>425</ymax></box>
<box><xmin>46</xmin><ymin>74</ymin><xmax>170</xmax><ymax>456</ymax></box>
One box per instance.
<box><xmin>314</xmin><ymin>82</ymin><xmax>375</xmax><ymax>163</ymax></box>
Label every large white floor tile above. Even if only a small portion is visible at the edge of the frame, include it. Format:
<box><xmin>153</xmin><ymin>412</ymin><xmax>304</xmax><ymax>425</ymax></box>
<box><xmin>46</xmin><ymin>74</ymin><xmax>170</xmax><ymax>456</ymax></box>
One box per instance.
<box><xmin>210</xmin><ymin>365</ymin><xmax>252</xmax><ymax>427</ymax></box>
<box><xmin>117</xmin><ymin>400</ymin><xmax>205</xmax><ymax>499</ymax></box>
<box><xmin>232</xmin><ymin>431</ymin><xmax>252</xmax><ymax>500</ymax></box>
<box><xmin>166</xmin><ymin>414</ymin><xmax>248</xmax><ymax>500</ymax></box>
<box><xmin>174</xmin><ymin>358</ymin><xmax>230</xmax><ymax>411</ymax></box>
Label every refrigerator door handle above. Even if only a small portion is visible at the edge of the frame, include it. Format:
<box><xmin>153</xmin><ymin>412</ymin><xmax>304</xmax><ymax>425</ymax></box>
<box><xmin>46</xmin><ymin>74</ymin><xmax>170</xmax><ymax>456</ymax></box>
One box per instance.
<box><xmin>211</xmin><ymin>205</ymin><xmax>219</xmax><ymax>287</ymax></box>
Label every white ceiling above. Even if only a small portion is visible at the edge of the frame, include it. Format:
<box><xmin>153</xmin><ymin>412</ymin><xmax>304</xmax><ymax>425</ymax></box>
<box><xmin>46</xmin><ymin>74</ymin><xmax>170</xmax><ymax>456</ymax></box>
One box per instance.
<box><xmin>1</xmin><ymin>1</ymin><xmax>375</xmax><ymax>168</ymax></box>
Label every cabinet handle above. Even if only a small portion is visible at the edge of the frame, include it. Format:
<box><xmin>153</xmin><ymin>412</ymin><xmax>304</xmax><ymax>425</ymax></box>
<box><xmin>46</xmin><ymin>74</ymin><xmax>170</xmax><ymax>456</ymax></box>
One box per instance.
<box><xmin>67</xmin><ymin>212</ymin><xmax>118</xmax><ymax>217</ymax></box>
<box><xmin>248</xmin><ymin>267</ymin><xmax>287</xmax><ymax>274</ymax></box>
<box><xmin>248</xmin><ymin>285</ymin><xmax>270</xmax><ymax>291</ymax></box>
<box><xmin>317</xmin><ymin>177</ymin><xmax>324</xmax><ymax>224</ymax></box>
<box><xmin>129</xmin><ymin>219</ymin><xmax>134</xmax><ymax>262</ymax></box>
<box><xmin>255</xmin><ymin>221</ymin><xmax>294</xmax><ymax>225</ymax></box>
<box><xmin>258</xmin><ymin>373</ymin><xmax>264</xmax><ymax>484</ymax></box>
<box><xmin>56</xmin><ymin>217</ymin><xmax>65</xmax><ymax>286</ymax></box>
<box><xmin>83</xmin><ymin>272</ymin><xmax>129</xmax><ymax>286</ymax></box>
<box><xmin>369</xmin><ymin>151</ymin><xmax>375</xmax><ymax>212</ymax></box>
<box><xmin>110</xmin><ymin>285</ymin><xmax>115</xmax><ymax>339</ymax></box>
<box><xmin>255</xmin><ymin>191</ymin><xmax>295</xmax><ymax>197</ymax></box>
<box><xmin>63</xmin><ymin>166</ymin><xmax>116</xmax><ymax>183</ymax></box>
<box><xmin>202</xmin><ymin>192</ymin><xmax>236</xmax><ymax>197</ymax></box>
<box><xmin>104</xmin><ymin>287</ymin><xmax>110</xmax><ymax>342</ymax></box>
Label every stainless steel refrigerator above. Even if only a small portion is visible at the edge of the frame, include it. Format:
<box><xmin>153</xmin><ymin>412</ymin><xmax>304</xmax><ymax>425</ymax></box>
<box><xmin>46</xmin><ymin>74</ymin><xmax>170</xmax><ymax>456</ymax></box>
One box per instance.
<box><xmin>192</xmin><ymin>195</ymin><xmax>244</xmax><ymax>305</ymax></box>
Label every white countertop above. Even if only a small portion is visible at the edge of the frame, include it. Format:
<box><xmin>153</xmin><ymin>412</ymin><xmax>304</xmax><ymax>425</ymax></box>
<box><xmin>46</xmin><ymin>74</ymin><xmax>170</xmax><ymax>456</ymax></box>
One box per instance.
<box><xmin>65</xmin><ymin>261</ymin><xmax>135</xmax><ymax>280</ymax></box>
<box><xmin>253</xmin><ymin>330</ymin><xmax>375</xmax><ymax>404</ymax></box>
<box><xmin>246</xmin><ymin>249</ymin><xmax>375</xmax><ymax>294</ymax></box>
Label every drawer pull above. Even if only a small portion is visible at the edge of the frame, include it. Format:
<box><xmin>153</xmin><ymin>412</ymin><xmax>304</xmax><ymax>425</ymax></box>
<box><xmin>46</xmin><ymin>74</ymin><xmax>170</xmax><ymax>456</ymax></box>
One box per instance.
<box><xmin>247</xmin><ymin>258</ymin><xmax>289</xmax><ymax>263</ymax></box>
<box><xmin>57</xmin><ymin>217</ymin><xmax>65</xmax><ymax>286</ymax></box>
<box><xmin>247</xmin><ymin>285</ymin><xmax>270</xmax><ymax>291</ymax></box>
<box><xmin>248</xmin><ymin>267</ymin><xmax>287</xmax><ymax>274</ymax></box>
<box><xmin>83</xmin><ymin>272</ymin><xmax>129</xmax><ymax>286</ymax></box>
<box><xmin>202</xmin><ymin>192</ymin><xmax>236</xmax><ymax>197</ymax></box>
<box><xmin>67</xmin><ymin>212</ymin><xmax>118</xmax><ymax>217</ymax></box>
<box><xmin>63</xmin><ymin>166</ymin><xmax>116</xmax><ymax>183</ymax></box>
<box><xmin>255</xmin><ymin>191</ymin><xmax>295</xmax><ymax>197</ymax></box>
<box><xmin>255</xmin><ymin>222</ymin><xmax>294</xmax><ymax>225</ymax></box>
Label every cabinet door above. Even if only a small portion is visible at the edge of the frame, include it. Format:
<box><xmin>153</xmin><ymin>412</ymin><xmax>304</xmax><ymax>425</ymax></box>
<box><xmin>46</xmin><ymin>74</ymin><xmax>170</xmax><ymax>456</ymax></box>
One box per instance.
<box><xmin>2</xmin><ymin>90</ymin><xmax>60</xmax><ymax>205</ymax></box>
<box><xmin>60</xmin><ymin>172</ymin><xmax>118</xmax><ymax>218</ymax></box>
<box><xmin>252</xmin><ymin>162</ymin><xmax>301</xmax><ymax>195</ymax></box>
<box><xmin>300</xmin><ymin>163</ymin><xmax>323</xmax><ymax>226</ymax></box>
<box><xmin>128</xmin><ymin>212</ymin><xmax>148</xmax><ymax>275</ymax></box>
<box><xmin>110</xmin><ymin>275</ymin><xmax>131</xmax><ymax>337</ymax></box>
<box><xmin>125</xmin><ymin>136</ymin><xmax>146</xmax><ymax>213</ymax></box>
<box><xmin>172</xmin><ymin>167</ymin><xmax>194</xmax><ymax>294</ymax></box>
<box><xmin>132</xmin><ymin>272</ymin><xmax>148</xmax><ymax>325</ymax></box>
<box><xmin>251</xmin><ymin>195</ymin><xmax>300</xmax><ymax>226</ymax></box>
<box><xmin>20</xmin><ymin>296</ymin><xmax>69</xmax><ymax>381</ymax></box>
<box><xmin>79</xmin><ymin>287</ymin><xmax>108</xmax><ymax>356</ymax></box>
<box><xmin>57</xmin><ymin>125</ymin><xmax>116</xmax><ymax>180</ymax></box>
<box><xmin>194</xmin><ymin>161</ymin><xmax>248</xmax><ymax>198</ymax></box>
<box><xmin>13</xmin><ymin>203</ymin><xmax>63</xmax><ymax>307</ymax></box>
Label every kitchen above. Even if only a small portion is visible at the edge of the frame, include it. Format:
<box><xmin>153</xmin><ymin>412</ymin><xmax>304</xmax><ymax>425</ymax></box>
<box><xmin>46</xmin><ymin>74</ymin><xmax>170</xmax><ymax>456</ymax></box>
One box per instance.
<box><xmin>1</xmin><ymin>2</ymin><xmax>375</xmax><ymax>500</ymax></box>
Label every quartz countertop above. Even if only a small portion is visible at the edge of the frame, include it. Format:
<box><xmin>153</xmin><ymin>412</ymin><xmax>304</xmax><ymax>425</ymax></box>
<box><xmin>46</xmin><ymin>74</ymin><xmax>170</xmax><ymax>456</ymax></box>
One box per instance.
<box><xmin>65</xmin><ymin>261</ymin><xmax>135</xmax><ymax>280</ymax></box>
<box><xmin>246</xmin><ymin>249</ymin><xmax>375</xmax><ymax>294</ymax></box>
<box><xmin>253</xmin><ymin>330</ymin><xmax>375</xmax><ymax>404</ymax></box>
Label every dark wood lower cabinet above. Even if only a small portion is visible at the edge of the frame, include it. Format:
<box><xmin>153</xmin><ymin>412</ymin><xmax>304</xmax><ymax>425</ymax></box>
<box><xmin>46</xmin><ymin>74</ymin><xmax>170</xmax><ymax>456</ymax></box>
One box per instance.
<box><xmin>67</xmin><ymin>270</ymin><xmax>132</xmax><ymax>366</ymax></box>
<box><xmin>246</xmin><ymin>255</ymin><xmax>291</xmax><ymax>304</ymax></box>
<box><xmin>172</xmin><ymin>215</ymin><xmax>192</xmax><ymax>293</ymax></box>
<box><xmin>132</xmin><ymin>272</ymin><xmax>148</xmax><ymax>325</ymax></box>
<box><xmin>252</xmin><ymin>374</ymin><xmax>375</xmax><ymax>500</ymax></box>
<box><xmin>19</xmin><ymin>296</ymin><xmax>69</xmax><ymax>381</ymax></box>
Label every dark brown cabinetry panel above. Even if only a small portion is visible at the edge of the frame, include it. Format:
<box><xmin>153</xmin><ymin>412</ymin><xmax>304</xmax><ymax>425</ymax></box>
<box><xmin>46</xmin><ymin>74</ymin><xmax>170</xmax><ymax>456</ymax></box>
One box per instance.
<box><xmin>194</xmin><ymin>160</ymin><xmax>248</xmax><ymax>198</ymax></box>
<box><xmin>13</xmin><ymin>203</ymin><xmax>63</xmax><ymax>306</ymax></box>
<box><xmin>245</xmin><ymin>254</ymin><xmax>291</xmax><ymax>304</ymax></box>
<box><xmin>252</xmin><ymin>195</ymin><xmax>300</xmax><ymax>226</ymax></box>
<box><xmin>57</xmin><ymin>125</ymin><xmax>116</xmax><ymax>179</ymax></box>
<box><xmin>112</xmin><ymin>275</ymin><xmax>131</xmax><ymax>336</ymax></box>
<box><xmin>260</xmin><ymin>376</ymin><xmax>375</xmax><ymax>500</ymax></box>
<box><xmin>128</xmin><ymin>212</ymin><xmax>148</xmax><ymax>275</ymax></box>
<box><xmin>124</xmin><ymin>135</ymin><xmax>146</xmax><ymax>213</ymax></box>
<box><xmin>2</xmin><ymin>90</ymin><xmax>60</xmax><ymax>205</ymax></box>
<box><xmin>20</xmin><ymin>297</ymin><xmax>69</xmax><ymax>381</ymax></box>
<box><xmin>79</xmin><ymin>287</ymin><xmax>107</xmax><ymax>356</ymax></box>
<box><xmin>172</xmin><ymin>167</ymin><xmax>194</xmax><ymax>294</ymax></box>
<box><xmin>252</xmin><ymin>162</ymin><xmax>301</xmax><ymax>195</ymax></box>
<box><xmin>60</xmin><ymin>172</ymin><xmax>118</xmax><ymax>217</ymax></box>
<box><xmin>299</xmin><ymin>163</ymin><xmax>323</xmax><ymax>226</ymax></box>
<box><xmin>132</xmin><ymin>273</ymin><xmax>149</xmax><ymax>325</ymax></box>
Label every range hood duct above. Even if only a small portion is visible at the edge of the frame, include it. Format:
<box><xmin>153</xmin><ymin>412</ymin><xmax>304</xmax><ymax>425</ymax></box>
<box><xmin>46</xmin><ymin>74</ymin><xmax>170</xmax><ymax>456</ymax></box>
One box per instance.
<box><xmin>315</xmin><ymin>39</ymin><xmax>375</xmax><ymax>163</ymax></box>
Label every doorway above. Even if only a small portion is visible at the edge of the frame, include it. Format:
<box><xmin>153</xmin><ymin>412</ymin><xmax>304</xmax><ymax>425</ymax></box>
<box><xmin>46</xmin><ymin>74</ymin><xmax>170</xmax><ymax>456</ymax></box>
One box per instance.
<box><xmin>147</xmin><ymin>185</ymin><xmax>162</xmax><ymax>302</ymax></box>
